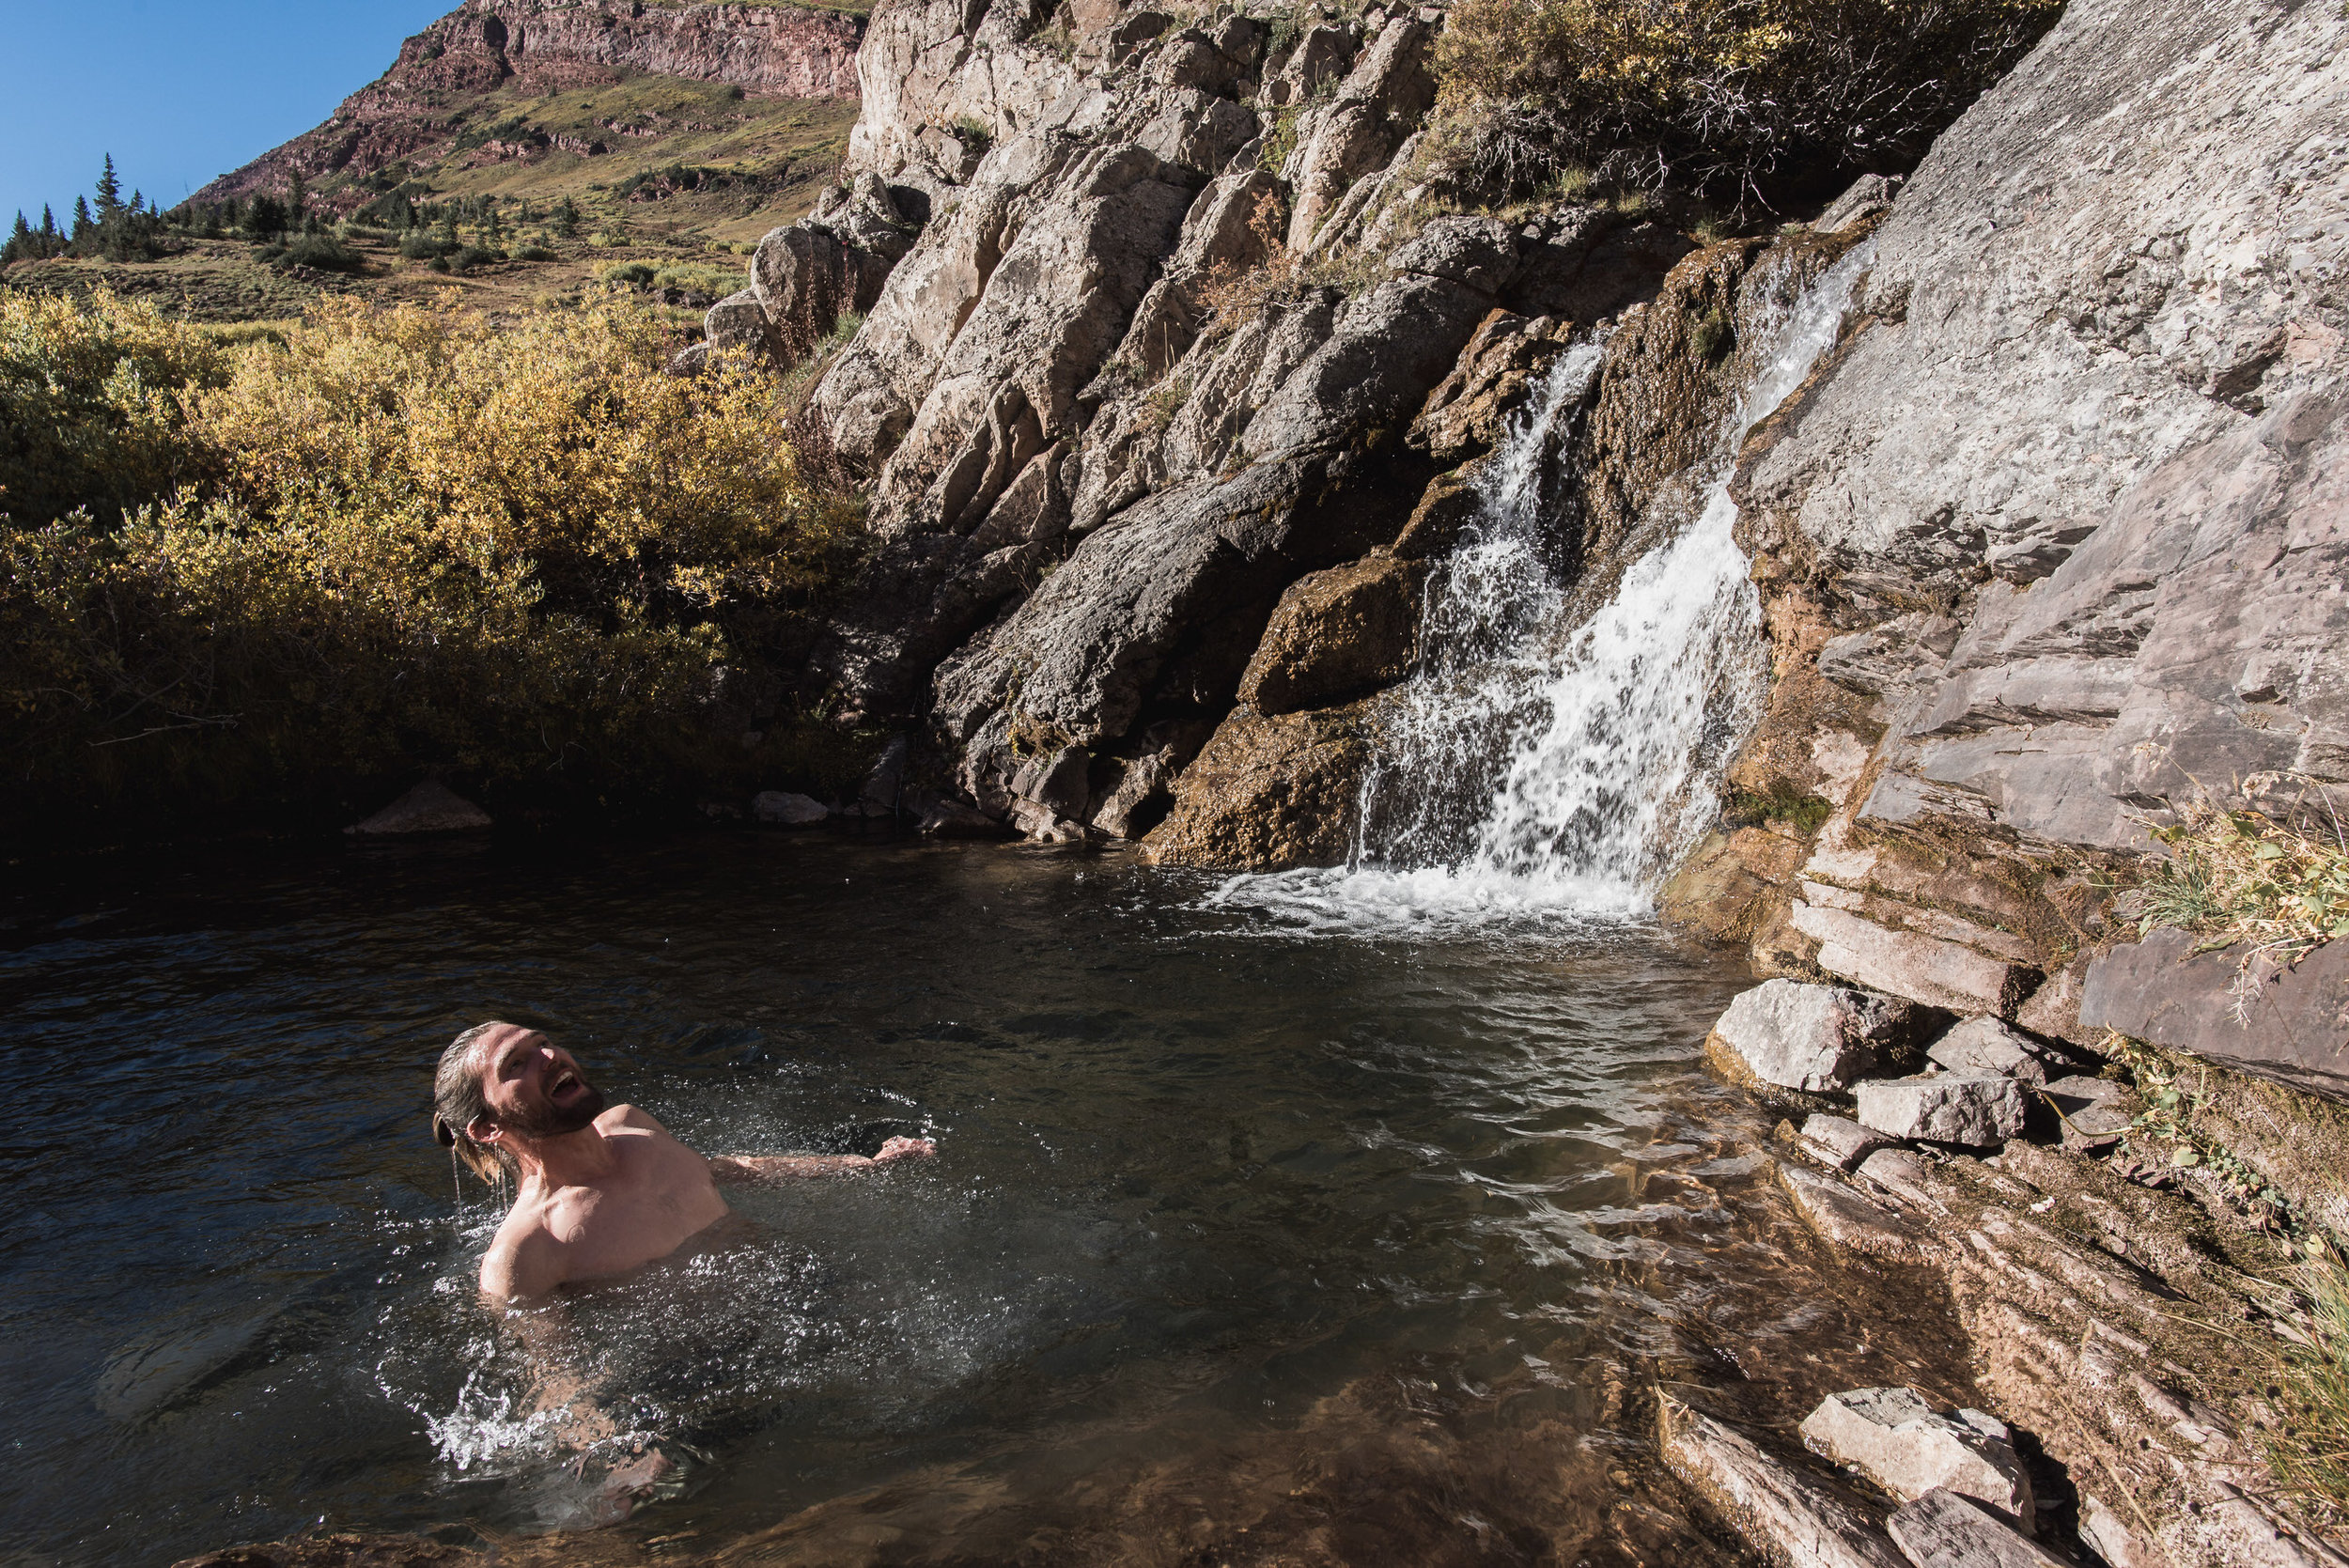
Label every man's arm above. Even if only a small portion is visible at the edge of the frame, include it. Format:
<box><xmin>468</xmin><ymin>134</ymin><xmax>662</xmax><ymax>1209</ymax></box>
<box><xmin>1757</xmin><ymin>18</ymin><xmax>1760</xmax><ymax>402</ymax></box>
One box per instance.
<box><xmin>709</xmin><ymin>1136</ymin><xmax>935</xmax><ymax>1184</ymax></box>
<box><xmin>480</xmin><ymin>1225</ymin><xmax>568</xmax><ymax>1302</ymax></box>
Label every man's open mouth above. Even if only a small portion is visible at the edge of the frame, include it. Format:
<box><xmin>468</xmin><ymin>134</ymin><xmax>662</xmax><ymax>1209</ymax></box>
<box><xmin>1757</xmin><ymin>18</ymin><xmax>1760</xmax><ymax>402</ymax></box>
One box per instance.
<box><xmin>551</xmin><ymin>1069</ymin><xmax>585</xmax><ymax>1100</ymax></box>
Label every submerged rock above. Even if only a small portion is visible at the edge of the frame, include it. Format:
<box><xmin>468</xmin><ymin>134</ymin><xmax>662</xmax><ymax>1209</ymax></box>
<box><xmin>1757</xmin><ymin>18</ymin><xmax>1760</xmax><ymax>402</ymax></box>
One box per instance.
<box><xmin>752</xmin><ymin>790</ymin><xmax>830</xmax><ymax>826</ymax></box>
<box><xmin>1801</xmin><ymin>1388</ymin><xmax>2034</xmax><ymax>1531</ymax></box>
<box><xmin>345</xmin><ymin>780</ymin><xmax>491</xmax><ymax>836</ymax></box>
<box><xmin>1886</xmin><ymin>1488</ymin><xmax>2066</xmax><ymax>1568</ymax></box>
<box><xmin>1657</xmin><ymin>1392</ymin><xmax>1906</xmax><ymax>1568</ymax></box>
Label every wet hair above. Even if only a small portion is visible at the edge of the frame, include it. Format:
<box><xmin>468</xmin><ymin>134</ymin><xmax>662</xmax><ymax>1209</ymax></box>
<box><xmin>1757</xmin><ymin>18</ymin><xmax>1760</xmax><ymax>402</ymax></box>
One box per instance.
<box><xmin>432</xmin><ymin>1021</ymin><xmax>516</xmax><ymax>1185</ymax></box>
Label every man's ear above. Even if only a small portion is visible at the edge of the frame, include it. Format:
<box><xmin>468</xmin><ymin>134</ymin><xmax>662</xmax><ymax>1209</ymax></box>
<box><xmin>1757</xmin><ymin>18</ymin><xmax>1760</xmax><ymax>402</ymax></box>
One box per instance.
<box><xmin>467</xmin><ymin>1116</ymin><xmax>504</xmax><ymax>1147</ymax></box>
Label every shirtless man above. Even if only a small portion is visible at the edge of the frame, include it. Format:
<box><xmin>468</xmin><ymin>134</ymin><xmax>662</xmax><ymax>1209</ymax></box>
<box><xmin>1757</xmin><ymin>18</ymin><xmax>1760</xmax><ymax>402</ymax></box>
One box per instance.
<box><xmin>430</xmin><ymin>1020</ymin><xmax>934</xmax><ymax>1301</ymax></box>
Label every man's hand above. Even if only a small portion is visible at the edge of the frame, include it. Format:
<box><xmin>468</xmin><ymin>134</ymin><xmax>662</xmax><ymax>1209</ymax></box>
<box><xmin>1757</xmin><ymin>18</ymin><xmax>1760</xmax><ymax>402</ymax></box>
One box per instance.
<box><xmin>871</xmin><ymin>1135</ymin><xmax>936</xmax><ymax>1164</ymax></box>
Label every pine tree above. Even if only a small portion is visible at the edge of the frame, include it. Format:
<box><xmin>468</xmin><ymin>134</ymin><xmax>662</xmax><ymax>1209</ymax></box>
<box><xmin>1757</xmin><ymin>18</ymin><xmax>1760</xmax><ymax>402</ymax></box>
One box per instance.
<box><xmin>96</xmin><ymin>154</ymin><xmax>122</xmax><ymax>215</ymax></box>
<box><xmin>71</xmin><ymin>195</ymin><xmax>93</xmax><ymax>241</ymax></box>
<box><xmin>129</xmin><ymin>190</ymin><xmax>145</xmax><ymax>214</ymax></box>
<box><xmin>39</xmin><ymin>204</ymin><xmax>58</xmax><ymax>239</ymax></box>
<box><xmin>288</xmin><ymin>171</ymin><xmax>306</xmax><ymax>222</ymax></box>
<box><xmin>6</xmin><ymin>211</ymin><xmax>31</xmax><ymax>263</ymax></box>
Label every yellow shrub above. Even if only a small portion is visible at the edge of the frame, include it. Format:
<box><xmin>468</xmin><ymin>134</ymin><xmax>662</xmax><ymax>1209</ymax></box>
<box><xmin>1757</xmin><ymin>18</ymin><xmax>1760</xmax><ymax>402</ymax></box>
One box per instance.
<box><xmin>1</xmin><ymin>293</ymin><xmax>854</xmax><ymax>836</ymax></box>
<box><xmin>1430</xmin><ymin>0</ymin><xmax>2062</xmax><ymax>205</ymax></box>
<box><xmin>0</xmin><ymin>289</ymin><xmax>228</xmax><ymax>527</ymax></box>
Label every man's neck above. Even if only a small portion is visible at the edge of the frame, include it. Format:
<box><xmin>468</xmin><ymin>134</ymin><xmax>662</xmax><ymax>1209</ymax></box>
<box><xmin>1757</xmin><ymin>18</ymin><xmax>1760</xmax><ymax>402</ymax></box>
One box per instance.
<box><xmin>513</xmin><ymin>1121</ymin><xmax>620</xmax><ymax>1190</ymax></box>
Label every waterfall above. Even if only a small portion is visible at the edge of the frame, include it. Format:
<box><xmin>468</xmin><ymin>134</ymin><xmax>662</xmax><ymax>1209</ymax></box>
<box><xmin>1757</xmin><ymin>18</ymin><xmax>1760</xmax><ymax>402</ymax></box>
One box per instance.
<box><xmin>1208</xmin><ymin>241</ymin><xmax>1874</xmax><ymax>937</ymax></box>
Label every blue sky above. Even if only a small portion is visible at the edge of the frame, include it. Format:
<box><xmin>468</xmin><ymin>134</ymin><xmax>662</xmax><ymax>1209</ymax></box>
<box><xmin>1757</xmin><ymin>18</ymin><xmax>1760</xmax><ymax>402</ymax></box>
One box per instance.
<box><xmin>0</xmin><ymin>1</ymin><xmax>452</xmax><ymax>225</ymax></box>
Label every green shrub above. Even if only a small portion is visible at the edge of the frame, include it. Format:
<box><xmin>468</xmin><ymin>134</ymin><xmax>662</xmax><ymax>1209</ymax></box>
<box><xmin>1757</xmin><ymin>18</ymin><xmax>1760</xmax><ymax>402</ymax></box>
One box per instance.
<box><xmin>597</xmin><ymin>259</ymin><xmax>660</xmax><ymax>287</ymax></box>
<box><xmin>651</xmin><ymin>262</ymin><xmax>747</xmax><ymax>298</ymax></box>
<box><xmin>515</xmin><ymin>243</ymin><xmax>559</xmax><ymax>262</ymax></box>
<box><xmin>1429</xmin><ymin>0</ymin><xmax>2063</xmax><ymax>207</ymax></box>
<box><xmin>446</xmin><ymin>244</ymin><xmax>501</xmax><ymax>273</ymax></box>
<box><xmin>398</xmin><ymin>232</ymin><xmax>447</xmax><ymax>260</ymax></box>
<box><xmin>272</xmin><ymin>232</ymin><xmax>365</xmax><ymax>272</ymax></box>
<box><xmin>0</xmin><ymin>293</ymin><xmax>856</xmax><ymax>838</ymax></box>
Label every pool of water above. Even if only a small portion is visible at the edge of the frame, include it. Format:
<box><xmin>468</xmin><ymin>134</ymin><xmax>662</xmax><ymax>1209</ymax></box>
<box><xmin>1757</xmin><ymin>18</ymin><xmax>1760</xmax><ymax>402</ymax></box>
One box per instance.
<box><xmin>0</xmin><ymin>830</ymin><xmax>1975</xmax><ymax>1566</ymax></box>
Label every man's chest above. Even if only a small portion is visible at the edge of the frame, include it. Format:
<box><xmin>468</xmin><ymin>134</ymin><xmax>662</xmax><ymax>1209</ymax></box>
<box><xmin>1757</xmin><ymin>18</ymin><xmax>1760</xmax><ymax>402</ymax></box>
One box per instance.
<box><xmin>549</xmin><ymin>1146</ymin><xmax>728</xmax><ymax>1275</ymax></box>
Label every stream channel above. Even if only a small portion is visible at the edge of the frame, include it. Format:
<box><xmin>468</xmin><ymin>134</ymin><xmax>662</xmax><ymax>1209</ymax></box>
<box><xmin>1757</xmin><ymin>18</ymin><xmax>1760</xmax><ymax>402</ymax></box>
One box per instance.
<box><xmin>2</xmin><ymin>831</ymin><xmax>1975</xmax><ymax>1566</ymax></box>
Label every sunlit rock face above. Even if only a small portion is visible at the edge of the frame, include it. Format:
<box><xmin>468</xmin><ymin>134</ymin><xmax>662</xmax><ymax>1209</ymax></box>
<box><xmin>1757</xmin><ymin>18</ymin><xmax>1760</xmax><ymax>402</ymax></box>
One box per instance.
<box><xmin>1691</xmin><ymin>0</ymin><xmax>2349</xmax><ymax>1092</ymax></box>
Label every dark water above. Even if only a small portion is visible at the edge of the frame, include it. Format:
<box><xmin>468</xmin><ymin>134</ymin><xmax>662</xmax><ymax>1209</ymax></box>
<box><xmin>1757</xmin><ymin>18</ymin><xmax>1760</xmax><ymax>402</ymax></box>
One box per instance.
<box><xmin>0</xmin><ymin>831</ymin><xmax>1975</xmax><ymax>1566</ymax></box>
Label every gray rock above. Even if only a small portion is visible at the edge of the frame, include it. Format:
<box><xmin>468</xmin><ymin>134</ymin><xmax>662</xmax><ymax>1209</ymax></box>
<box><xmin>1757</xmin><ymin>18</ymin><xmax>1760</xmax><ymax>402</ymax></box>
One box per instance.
<box><xmin>1798</xmin><ymin>1114</ymin><xmax>1891</xmax><ymax>1172</ymax></box>
<box><xmin>701</xmin><ymin>287</ymin><xmax>782</xmax><ymax>363</ymax></box>
<box><xmin>2082</xmin><ymin>928</ymin><xmax>2349</xmax><ymax>1104</ymax></box>
<box><xmin>1791</xmin><ymin>902</ymin><xmax>2041</xmax><ymax>1019</ymax></box>
<box><xmin>2042</xmin><ymin>1075</ymin><xmax>2137</xmax><ymax>1147</ymax></box>
<box><xmin>861</xmin><ymin>735</ymin><xmax>910</xmax><ymax>814</ymax></box>
<box><xmin>1856</xmin><ymin>1074</ymin><xmax>2027</xmax><ymax>1148</ymax></box>
<box><xmin>1777</xmin><ymin>1161</ymin><xmax>1928</xmax><ymax>1263</ymax></box>
<box><xmin>1887</xmin><ymin>1489</ymin><xmax>2066</xmax><ymax>1568</ymax></box>
<box><xmin>1854</xmin><ymin>1148</ymin><xmax>1944</xmax><ymax>1213</ymax></box>
<box><xmin>1658</xmin><ymin>1393</ymin><xmax>1908</xmax><ymax>1568</ymax></box>
<box><xmin>1703</xmin><ymin>979</ymin><xmax>1928</xmax><ymax>1097</ymax></box>
<box><xmin>1801</xmin><ymin>1389</ymin><xmax>2034</xmax><ymax>1531</ymax></box>
<box><xmin>1926</xmin><ymin>1017</ymin><xmax>2061</xmax><ymax>1088</ymax></box>
<box><xmin>1813</xmin><ymin>174</ymin><xmax>1899</xmax><ymax>235</ymax></box>
<box><xmin>752</xmin><ymin>790</ymin><xmax>830</xmax><ymax>826</ymax></box>
<box><xmin>917</xmin><ymin>797</ymin><xmax>1008</xmax><ymax>839</ymax></box>
<box><xmin>346</xmin><ymin>779</ymin><xmax>491</xmax><ymax>835</ymax></box>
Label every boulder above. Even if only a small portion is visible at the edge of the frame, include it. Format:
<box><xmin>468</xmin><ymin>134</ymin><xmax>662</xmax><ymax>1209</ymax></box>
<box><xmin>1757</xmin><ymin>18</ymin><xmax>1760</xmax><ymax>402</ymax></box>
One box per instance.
<box><xmin>1856</xmin><ymin>1073</ymin><xmax>2028</xmax><ymax>1148</ymax></box>
<box><xmin>2081</xmin><ymin>928</ymin><xmax>2349</xmax><ymax>1103</ymax></box>
<box><xmin>346</xmin><ymin>779</ymin><xmax>491</xmax><ymax>835</ymax></box>
<box><xmin>1703</xmin><ymin>979</ymin><xmax>1930</xmax><ymax>1098</ymax></box>
<box><xmin>1657</xmin><ymin>1393</ymin><xmax>1907</xmax><ymax>1568</ymax></box>
<box><xmin>701</xmin><ymin>287</ymin><xmax>783</xmax><ymax>364</ymax></box>
<box><xmin>752</xmin><ymin>790</ymin><xmax>830</xmax><ymax>826</ymax></box>
<box><xmin>1801</xmin><ymin>1389</ymin><xmax>2034</xmax><ymax>1530</ymax></box>
<box><xmin>1237</xmin><ymin>553</ymin><xmax>1423</xmax><ymax>716</ymax></box>
<box><xmin>1140</xmin><ymin>704</ymin><xmax>1368</xmax><ymax>871</ymax></box>
<box><xmin>1886</xmin><ymin>1489</ymin><xmax>2067</xmax><ymax>1568</ymax></box>
<box><xmin>752</xmin><ymin>223</ymin><xmax>858</xmax><ymax>349</ymax></box>
<box><xmin>1926</xmin><ymin>1017</ymin><xmax>2063</xmax><ymax>1088</ymax></box>
<box><xmin>1799</xmin><ymin>1114</ymin><xmax>1891</xmax><ymax>1172</ymax></box>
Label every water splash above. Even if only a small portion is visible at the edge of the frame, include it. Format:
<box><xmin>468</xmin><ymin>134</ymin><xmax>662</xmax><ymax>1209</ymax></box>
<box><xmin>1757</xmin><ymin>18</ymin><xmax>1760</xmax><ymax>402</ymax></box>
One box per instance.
<box><xmin>1212</xmin><ymin>241</ymin><xmax>1874</xmax><ymax>938</ymax></box>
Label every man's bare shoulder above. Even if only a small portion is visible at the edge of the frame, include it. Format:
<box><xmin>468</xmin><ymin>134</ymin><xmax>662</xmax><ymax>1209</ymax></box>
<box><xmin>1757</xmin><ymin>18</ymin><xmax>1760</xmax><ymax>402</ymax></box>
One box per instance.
<box><xmin>480</xmin><ymin>1206</ymin><xmax>568</xmax><ymax>1301</ymax></box>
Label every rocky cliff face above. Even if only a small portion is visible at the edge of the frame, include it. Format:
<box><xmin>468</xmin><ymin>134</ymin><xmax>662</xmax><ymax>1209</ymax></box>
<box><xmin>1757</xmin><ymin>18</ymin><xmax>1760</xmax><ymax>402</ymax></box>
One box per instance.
<box><xmin>195</xmin><ymin>0</ymin><xmax>862</xmax><ymax>204</ymax></box>
<box><xmin>1665</xmin><ymin>0</ymin><xmax>2347</xmax><ymax>1086</ymax></box>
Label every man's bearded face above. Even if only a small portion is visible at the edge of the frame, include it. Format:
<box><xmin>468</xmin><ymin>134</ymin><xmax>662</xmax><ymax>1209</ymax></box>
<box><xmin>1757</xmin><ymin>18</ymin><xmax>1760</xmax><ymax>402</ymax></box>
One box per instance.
<box><xmin>476</xmin><ymin>1027</ymin><xmax>608</xmax><ymax>1141</ymax></box>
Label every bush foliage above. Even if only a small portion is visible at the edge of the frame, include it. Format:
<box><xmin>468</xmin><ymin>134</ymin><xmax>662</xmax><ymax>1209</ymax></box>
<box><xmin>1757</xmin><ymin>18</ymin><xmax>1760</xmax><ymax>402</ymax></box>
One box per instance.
<box><xmin>1</xmin><ymin>290</ymin><xmax>853</xmax><ymax>838</ymax></box>
<box><xmin>1429</xmin><ymin>0</ymin><xmax>2063</xmax><ymax>207</ymax></box>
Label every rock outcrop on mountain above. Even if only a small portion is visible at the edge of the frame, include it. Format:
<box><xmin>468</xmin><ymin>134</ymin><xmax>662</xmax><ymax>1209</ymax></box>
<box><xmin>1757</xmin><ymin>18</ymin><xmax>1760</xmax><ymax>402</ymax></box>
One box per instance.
<box><xmin>195</xmin><ymin>0</ymin><xmax>862</xmax><ymax>206</ymax></box>
<box><xmin>1659</xmin><ymin>0</ymin><xmax>2348</xmax><ymax>1095</ymax></box>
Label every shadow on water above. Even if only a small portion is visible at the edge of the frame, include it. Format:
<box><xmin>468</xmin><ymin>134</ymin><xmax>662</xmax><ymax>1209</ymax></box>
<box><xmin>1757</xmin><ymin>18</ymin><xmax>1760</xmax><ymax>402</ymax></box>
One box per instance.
<box><xmin>0</xmin><ymin>831</ymin><xmax>1972</xmax><ymax>1565</ymax></box>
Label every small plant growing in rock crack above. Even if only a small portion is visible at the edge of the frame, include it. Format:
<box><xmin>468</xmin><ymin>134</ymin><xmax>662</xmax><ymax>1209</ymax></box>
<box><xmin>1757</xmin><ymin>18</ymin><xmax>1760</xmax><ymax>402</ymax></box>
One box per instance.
<box><xmin>1688</xmin><ymin>304</ymin><xmax>1735</xmax><ymax>364</ymax></box>
<box><xmin>2101</xmin><ymin>1032</ymin><xmax>2309</xmax><ymax>1239</ymax></box>
<box><xmin>2128</xmin><ymin>784</ymin><xmax>2349</xmax><ymax>1018</ymax></box>
<box><xmin>1722</xmin><ymin>777</ymin><xmax>1828</xmax><ymax>833</ymax></box>
<box><xmin>950</xmin><ymin>115</ymin><xmax>994</xmax><ymax>152</ymax></box>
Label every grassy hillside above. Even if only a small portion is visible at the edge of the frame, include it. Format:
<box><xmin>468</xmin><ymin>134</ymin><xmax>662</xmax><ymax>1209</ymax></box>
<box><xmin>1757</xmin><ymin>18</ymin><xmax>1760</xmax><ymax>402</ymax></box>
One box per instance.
<box><xmin>3</xmin><ymin>80</ymin><xmax>859</xmax><ymax>325</ymax></box>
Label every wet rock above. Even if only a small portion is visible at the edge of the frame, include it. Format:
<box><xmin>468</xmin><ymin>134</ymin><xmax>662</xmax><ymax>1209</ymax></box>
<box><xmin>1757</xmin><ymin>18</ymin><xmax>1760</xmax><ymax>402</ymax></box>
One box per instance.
<box><xmin>1801</xmin><ymin>1389</ymin><xmax>2034</xmax><ymax>1530</ymax></box>
<box><xmin>2082</xmin><ymin>928</ymin><xmax>2349</xmax><ymax>1103</ymax></box>
<box><xmin>1703</xmin><ymin>979</ymin><xmax>1929</xmax><ymax>1099</ymax></box>
<box><xmin>1926</xmin><ymin>1017</ymin><xmax>2064</xmax><ymax>1088</ymax></box>
<box><xmin>346</xmin><ymin>779</ymin><xmax>491</xmax><ymax>835</ymax></box>
<box><xmin>1409</xmin><ymin>310</ymin><xmax>1577</xmax><ymax>464</ymax></box>
<box><xmin>1237</xmin><ymin>553</ymin><xmax>1423</xmax><ymax>716</ymax></box>
<box><xmin>1140</xmin><ymin>703</ymin><xmax>1367</xmax><ymax>870</ymax></box>
<box><xmin>1777</xmin><ymin>1160</ymin><xmax>1928</xmax><ymax>1262</ymax></box>
<box><xmin>1812</xmin><ymin>174</ymin><xmax>1900</xmax><ymax>236</ymax></box>
<box><xmin>861</xmin><ymin>734</ymin><xmax>910</xmax><ymax>815</ymax></box>
<box><xmin>1886</xmin><ymin>1488</ymin><xmax>2066</xmax><ymax>1568</ymax></box>
<box><xmin>752</xmin><ymin>790</ymin><xmax>830</xmax><ymax>826</ymax></box>
<box><xmin>1798</xmin><ymin>1114</ymin><xmax>1891</xmax><ymax>1172</ymax></box>
<box><xmin>1855</xmin><ymin>1148</ymin><xmax>1945</xmax><ymax>1213</ymax></box>
<box><xmin>918</xmin><ymin>797</ymin><xmax>1009</xmax><ymax>839</ymax></box>
<box><xmin>1657</xmin><ymin>1392</ymin><xmax>1907</xmax><ymax>1568</ymax></box>
<box><xmin>1857</xmin><ymin>1074</ymin><xmax>2028</xmax><ymax>1149</ymax></box>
